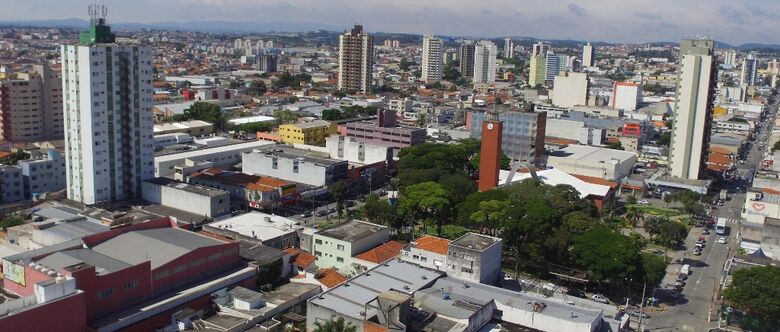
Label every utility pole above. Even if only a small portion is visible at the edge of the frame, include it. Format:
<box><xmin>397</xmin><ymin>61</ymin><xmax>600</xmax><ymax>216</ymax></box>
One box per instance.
<box><xmin>638</xmin><ymin>281</ymin><xmax>647</xmax><ymax>331</ymax></box>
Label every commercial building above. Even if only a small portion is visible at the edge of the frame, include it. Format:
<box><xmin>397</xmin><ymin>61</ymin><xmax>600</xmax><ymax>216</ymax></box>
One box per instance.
<box><xmin>611</xmin><ymin>82</ymin><xmax>642</xmax><ymax>111</ymax></box>
<box><xmin>338</xmin><ymin>24</ymin><xmax>373</xmax><ymax>94</ymax></box>
<box><xmin>278</xmin><ymin>120</ymin><xmax>334</xmax><ymax>146</ymax></box>
<box><xmin>470</xmin><ymin>109</ymin><xmax>546</xmax><ymax>163</ymax></box>
<box><xmin>153</xmin><ymin>120</ymin><xmax>213</xmax><ymax>136</ymax></box>
<box><xmin>242</xmin><ymin>145</ymin><xmax>348</xmax><ymax>187</ymax></box>
<box><xmin>325</xmin><ymin>135</ymin><xmax>393</xmax><ymax>165</ymax></box>
<box><xmin>18</xmin><ymin>149</ymin><xmax>66</xmax><ymax>199</ymax></box>
<box><xmin>501</xmin><ymin>167</ymin><xmax>617</xmax><ymax>210</ymax></box>
<box><xmin>344</xmin><ymin>109</ymin><xmax>427</xmax><ymax>149</ymax></box>
<box><xmin>0</xmin><ymin>64</ymin><xmax>63</xmax><ymax>142</ymax></box>
<box><xmin>403</xmin><ymin>233</ymin><xmax>502</xmax><ymax>284</ymax></box>
<box><xmin>669</xmin><ymin>40</ymin><xmax>716</xmax><ymax>180</ymax></box>
<box><xmin>203</xmin><ymin>212</ymin><xmax>301</xmax><ymax>249</ymax></box>
<box><xmin>0</xmin><ymin>218</ymin><xmax>245</xmax><ymax>331</ymax></box>
<box><xmin>61</xmin><ymin>18</ymin><xmax>154</xmax><ymax>204</ymax></box>
<box><xmin>459</xmin><ymin>41</ymin><xmax>476</xmax><ymax>78</ymax></box>
<box><xmin>141</xmin><ymin>178</ymin><xmax>230</xmax><ymax>218</ymax></box>
<box><xmin>473</xmin><ymin>41</ymin><xmax>498</xmax><ymax>84</ymax></box>
<box><xmin>531</xmin><ymin>42</ymin><xmax>550</xmax><ymax>57</ymax></box>
<box><xmin>582</xmin><ymin>42</ymin><xmax>595</xmax><ymax>67</ymax></box>
<box><xmin>552</xmin><ymin>71</ymin><xmax>588</xmax><ymax>108</ymax></box>
<box><xmin>546</xmin><ymin>144</ymin><xmax>638</xmax><ymax>181</ymax></box>
<box><xmin>740</xmin><ymin>55</ymin><xmax>758</xmax><ymax>86</ymax></box>
<box><xmin>154</xmin><ymin>140</ymin><xmax>275</xmax><ymax>177</ymax></box>
<box><xmin>545</xmin><ymin>118</ymin><xmax>605</xmax><ymax>146</ymax></box>
<box><xmin>188</xmin><ymin>168</ymin><xmax>296</xmax><ymax>210</ymax></box>
<box><xmin>545</xmin><ymin>54</ymin><xmax>563</xmax><ymax>81</ymax></box>
<box><xmin>421</xmin><ymin>35</ymin><xmax>443</xmax><ymax>82</ymax></box>
<box><xmin>311</xmin><ymin>220</ymin><xmax>389</xmax><ymax>273</ymax></box>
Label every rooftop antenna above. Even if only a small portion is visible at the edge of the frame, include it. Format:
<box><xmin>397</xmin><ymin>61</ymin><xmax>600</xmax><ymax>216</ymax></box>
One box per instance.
<box><xmin>88</xmin><ymin>4</ymin><xmax>108</xmax><ymax>26</ymax></box>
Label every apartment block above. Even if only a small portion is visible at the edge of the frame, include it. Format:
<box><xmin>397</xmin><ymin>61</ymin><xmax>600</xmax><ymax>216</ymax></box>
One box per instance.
<box><xmin>278</xmin><ymin>120</ymin><xmax>334</xmax><ymax>146</ymax></box>
<box><xmin>0</xmin><ymin>64</ymin><xmax>63</xmax><ymax>142</ymax></box>
<box><xmin>338</xmin><ymin>25</ymin><xmax>373</xmax><ymax>94</ymax></box>
<box><xmin>311</xmin><ymin>220</ymin><xmax>389</xmax><ymax>273</ymax></box>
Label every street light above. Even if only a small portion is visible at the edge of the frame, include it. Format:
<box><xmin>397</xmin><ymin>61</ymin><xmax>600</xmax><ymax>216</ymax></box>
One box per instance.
<box><xmin>625</xmin><ymin>278</ymin><xmax>633</xmax><ymax>307</ymax></box>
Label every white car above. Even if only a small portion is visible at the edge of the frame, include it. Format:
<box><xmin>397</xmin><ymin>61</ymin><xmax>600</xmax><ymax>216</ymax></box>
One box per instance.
<box><xmin>591</xmin><ymin>294</ymin><xmax>609</xmax><ymax>304</ymax></box>
<box><xmin>718</xmin><ymin>237</ymin><xmax>727</xmax><ymax>244</ymax></box>
<box><xmin>637</xmin><ymin>200</ymin><xmax>650</xmax><ymax>205</ymax></box>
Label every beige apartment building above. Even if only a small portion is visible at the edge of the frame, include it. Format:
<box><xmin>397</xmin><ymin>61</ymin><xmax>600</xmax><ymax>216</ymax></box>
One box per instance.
<box><xmin>0</xmin><ymin>64</ymin><xmax>63</xmax><ymax>142</ymax></box>
<box><xmin>338</xmin><ymin>24</ymin><xmax>374</xmax><ymax>94</ymax></box>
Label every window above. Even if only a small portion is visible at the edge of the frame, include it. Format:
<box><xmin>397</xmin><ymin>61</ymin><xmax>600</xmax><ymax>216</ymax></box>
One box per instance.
<box><xmin>314</xmin><ymin>251</ymin><xmax>322</xmax><ymax>257</ymax></box>
<box><xmin>124</xmin><ymin>280</ymin><xmax>139</xmax><ymax>290</ymax></box>
<box><xmin>336</xmin><ymin>244</ymin><xmax>345</xmax><ymax>251</ymax></box>
<box><xmin>461</xmin><ymin>267</ymin><xmax>473</xmax><ymax>274</ymax></box>
<box><xmin>336</xmin><ymin>257</ymin><xmax>344</xmax><ymax>263</ymax></box>
<box><xmin>98</xmin><ymin>288</ymin><xmax>113</xmax><ymax>299</ymax></box>
<box><xmin>315</xmin><ymin>239</ymin><xmax>322</xmax><ymax>245</ymax></box>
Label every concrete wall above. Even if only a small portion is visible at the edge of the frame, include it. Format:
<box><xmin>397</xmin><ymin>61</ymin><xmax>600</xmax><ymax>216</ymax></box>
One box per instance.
<box><xmin>141</xmin><ymin>180</ymin><xmax>230</xmax><ymax>218</ymax></box>
<box><xmin>326</xmin><ymin>136</ymin><xmax>391</xmax><ymax>165</ymax></box>
<box><xmin>242</xmin><ymin>151</ymin><xmax>347</xmax><ymax>187</ymax></box>
<box><xmin>0</xmin><ymin>291</ymin><xmax>86</xmax><ymax>332</ymax></box>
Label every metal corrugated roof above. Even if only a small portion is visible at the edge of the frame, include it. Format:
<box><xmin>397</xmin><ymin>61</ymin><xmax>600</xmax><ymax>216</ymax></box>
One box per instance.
<box><xmin>92</xmin><ymin>228</ymin><xmax>226</xmax><ymax>269</ymax></box>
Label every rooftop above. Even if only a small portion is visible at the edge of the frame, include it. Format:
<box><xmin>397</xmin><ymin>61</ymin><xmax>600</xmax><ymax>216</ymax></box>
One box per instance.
<box><xmin>548</xmin><ymin>144</ymin><xmax>637</xmax><ymax>162</ymax></box>
<box><xmin>227</xmin><ymin>115</ymin><xmax>276</xmax><ymax>125</ymax></box>
<box><xmin>205</xmin><ymin>212</ymin><xmax>300</xmax><ymax>241</ymax></box>
<box><xmin>145</xmin><ymin>177</ymin><xmax>229</xmax><ymax>197</ymax></box>
<box><xmin>250</xmin><ymin>145</ymin><xmax>346</xmax><ymax>166</ymax></box>
<box><xmin>153</xmin><ymin>119</ymin><xmax>212</xmax><ymax>133</ymax></box>
<box><xmin>287</xmin><ymin>120</ymin><xmax>331</xmax><ymax>129</ymax></box>
<box><xmin>237</xmin><ymin>241</ymin><xmax>287</xmax><ymax>265</ymax></box>
<box><xmin>500</xmin><ymin>168</ymin><xmax>612</xmax><ymax>199</ymax></box>
<box><xmin>37</xmin><ymin>248</ymin><xmax>131</xmax><ymax>276</ymax></box>
<box><xmin>413</xmin><ymin>235</ymin><xmax>450</xmax><ymax>255</ymax></box>
<box><xmin>92</xmin><ymin>228</ymin><xmax>227</xmax><ymax>269</ymax></box>
<box><xmin>450</xmin><ymin>233</ymin><xmax>500</xmax><ymax>252</ymax></box>
<box><xmin>155</xmin><ymin>140</ymin><xmax>275</xmax><ymax>162</ymax></box>
<box><xmin>354</xmin><ymin>241</ymin><xmax>404</xmax><ymax>264</ymax></box>
<box><xmin>316</xmin><ymin>220</ymin><xmax>387</xmax><ymax>243</ymax></box>
<box><xmin>315</xmin><ymin>268</ymin><xmax>348</xmax><ymax>288</ymax></box>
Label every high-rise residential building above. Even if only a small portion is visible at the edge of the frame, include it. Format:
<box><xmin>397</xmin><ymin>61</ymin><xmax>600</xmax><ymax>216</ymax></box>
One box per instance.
<box><xmin>528</xmin><ymin>55</ymin><xmax>546</xmax><ymax>87</ymax></box>
<box><xmin>611</xmin><ymin>82</ymin><xmax>643</xmax><ymax>111</ymax></box>
<box><xmin>61</xmin><ymin>14</ymin><xmax>154</xmax><ymax>204</ymax></box>
<box><xmin>258</xmin><ymin>54</ymin><xmax>278</xmax><ymax>72</ymax></box>
<box><xmin>532</xmin><ymin>42</ymin><xmax>550</xmax><ymax>57</ymax></box>
<box><xmin>473</xmin><ymin>40</ymin><xmax>498</xmax><ymax>84</ymax></box>
<box><xmin>470</xmin><ymin>109</ymin><xmax>546</xmax><ymax>163</ymax></box>
<box><xmin>552</xmin><ymin>71</ymin><xmax>588</xmax><ymax>108</ymax></box>
<box><xmin>582</xmin><ymin>42</ymin><xmax>595</xmax><ymax>67</ymax></box>
<box><xmin>740</xmin><ymin>55</ymin><xmax>758</xmax><ymax>86</ymax></box>
<box><xmin>338</xmin><ymin>24</ymin><xmax>374</xmax><ymax>94</ymax></box>
<box><xmin>503</xmin><ymin>37</ymin><xmax>514</xmax><ymax>59</ymax></box>
<box><xmin>459</xmin><ymin>41</ymin><xmax>476</xmax><ymax>78</ymax></box>
<box><xmin>0</xmin><ymin>64</ymin><xmax>63</xmax><ymax>142</ymax></box>
<box><xmin>669</xmin><ymin>39</ymin><xmax>716</xmax><ymax>180</ymax></box>
<box><xmin>544</xmin><ymin>53</ymin><xmax>562</xmax><ymax>81</ymax></box>
<box><xmin>421</xmin><ymin>35</ymin><xmax>444</xmax><ymax>82</ymax></box>
<box><xmin>723</xmin><ymin>50</ymin><xmax>737</xmax><ymax>67</ymax></box>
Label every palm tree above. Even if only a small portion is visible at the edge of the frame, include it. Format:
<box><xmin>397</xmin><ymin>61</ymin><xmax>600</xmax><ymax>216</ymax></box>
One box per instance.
<box><xmin>625</xmin><ymin>206</ymin><xmax>645</xmax><ymax>228</ymax></box>
<box><xmin>416</xmin><ymin>114</ymin><xmax>427</xmax><ymax>127</ymax></box>
<box><xmin>313</xmin><ymin>317</ymin><xmax>357</xmax><ymax>332</ymax></box>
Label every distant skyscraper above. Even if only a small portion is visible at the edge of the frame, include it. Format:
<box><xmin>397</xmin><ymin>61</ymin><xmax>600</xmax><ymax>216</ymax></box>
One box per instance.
<box><xmin>459</xmin><ymin>41</ymin><xmax>476</xmax><ymax>78</ymax></box>
<box><xmin>532</xmin><ymin>42</ymin><xmax>550</xmax><ymax>57</ymax></box>
<box><xmin>259</xmin><ymin>54</ymin><xmax>278</xmax><ymax>72</ymax></box>
<box><xmin>528</xmin><ymin>55</ymin><xmax>546</xmax><ymax>87</ymax></box>
<box><xmin>669</xmin><ymin>39</ymin><xmax>716</xmax><ymax>180</ymax></box>
<box><xmin>421</xmin><ymin>35</ymin><xmax>444</xmax><ymax>82</ymax></box>
<box><xmin>338</xmin><ymin>24</ymin><xmax>374</xmax><ymax>94</ymax></box>
<box><xmin>473</xmin><ymin>41</ymin><xmax>498</xmax><ymax>84</ymax></box>
<box><xmin>61</xmin><ymin>10</ymin><xmax>154</xmax><ymax>204</ymax></box>
<box><xmin>544</xmin><ymin>53</ymin><xmax>562</xmax><ymax>81</ymax></box>
<box><xmin>740</xmin><ymin>55</ymin><xmax>758</xmax><ymax>86</ymax></box>
<box><xmin>503</xmin><ymin>37</ymin><xmax>514</xmax><ymax>59</ymax></box>
<box><xmin>582</xmin><ymin>42</ymin><xmax>595</xmax><ymax>67</ymax></box>
<box><xmin>723</xmin><ymin>50</ymin><xmax>737</xmax><ymax>67</ymax></box>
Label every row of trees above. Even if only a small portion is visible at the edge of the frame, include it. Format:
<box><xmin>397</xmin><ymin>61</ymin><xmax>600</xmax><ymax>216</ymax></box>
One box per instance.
<box><xmin>320</xmin><ymin>106</ymin><xmax>379</xmax><ymax>121</ymax></box>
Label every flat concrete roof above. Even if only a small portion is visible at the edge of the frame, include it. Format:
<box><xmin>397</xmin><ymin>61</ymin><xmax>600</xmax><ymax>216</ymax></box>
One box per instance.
<box><xmin>316</xmin><ymin>220</ymin><xmax>386</xmax><ymax>243</ymax></box>
<box><xmin>145</xmin><ymin>177</ymin><xmax>229</xmax><ymax>198</ymax></box>
<box><xmin>548</xmin><ymin>144</ymin><xmax>637</xmax><ymax>163</ymax></box>
<box><xmin>450</xmin><ymin>233</ymin><xmax>501</xmax><ymax>252</ymax></box>
<box><xmin>206</xmin><ymin>212</ymin><xmax>299</xmax><ymax>241</ymax></box>
<box><xmin>155</xmin><ymin>140</ymin><xmax>275</xmax><ymax>163</ymax></box>
<box><xmin>249</xmin><ymin>145</ymin><xmax>346</xmax><ymax>166</ymax></box>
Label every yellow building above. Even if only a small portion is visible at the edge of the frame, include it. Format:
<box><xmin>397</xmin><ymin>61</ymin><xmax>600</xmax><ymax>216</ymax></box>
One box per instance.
<box><xmin>278</xmin><ymin>120</ymin><xmax>335</xmax><ymax>146</ymax></box>
<box><xmin>528</xmin><ymin>55</ymin><xmax>546</xmax><ymax>87</ymax></box>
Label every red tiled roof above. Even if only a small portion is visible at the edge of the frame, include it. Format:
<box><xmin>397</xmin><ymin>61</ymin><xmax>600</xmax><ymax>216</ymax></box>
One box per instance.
<box><xmin>315</xmin><ymin>268</ymin><xmax>347</xmax><ymax>288</ymax></box>
<box><xmin>707</xmin><ymin>152</ymin><xmax>731</xmax><ymax>165</ymax></box>
<box><xmin>545</xmin><ymin>136</ymin><xmax>579</xmax><ymax>145</ymax></box>
<box><xmin>571</xmin><ymin>174</ymin><xmax>618</xmax><ymax>189</ymax></box>
<box><xmin>414</xmin><ymin>235</ymin><xmax>450</xmax><ymax>255</ymax></box>
<box><xmin>284</xmin><ymin>247</ymin><xmax>316</xmax><ymax>269</ymax></box>
<box><xmin>354</xmin><ymin>241</ymin><xmax>403</xmax><ymax>264</ymax></box>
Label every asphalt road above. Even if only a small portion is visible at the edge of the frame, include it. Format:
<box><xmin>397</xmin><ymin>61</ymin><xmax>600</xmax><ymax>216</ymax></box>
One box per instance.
<box><xmin>642</xmin><ymin>99</ymin><xmax>777</xmax><ymax>331</ymax></box>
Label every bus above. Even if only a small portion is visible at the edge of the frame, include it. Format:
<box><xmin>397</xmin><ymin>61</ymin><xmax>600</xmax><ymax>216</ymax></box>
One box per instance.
<box><xmin>715</xmin><ymin>218</ymin><xmax>727</xmax><ymax>235</ymax></box>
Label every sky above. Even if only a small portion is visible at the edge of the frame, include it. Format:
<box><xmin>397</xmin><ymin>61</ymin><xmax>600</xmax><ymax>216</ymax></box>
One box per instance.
<box><xmin>3</xmin><ymin>0</ymin><xmax>780</xmax><ymax>45</ymax></box>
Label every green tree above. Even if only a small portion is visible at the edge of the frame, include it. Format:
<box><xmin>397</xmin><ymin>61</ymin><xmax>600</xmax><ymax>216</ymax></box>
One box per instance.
<box><xmin>272</xmin><ymin>72</ymin><xmax>311</xmax><ymax>89</ymax></box>
<box><xmin>313</xmin><ymin>316</ymin><xmax>357</xmax><ymax>332</ymax></box>
<box><xmin>184</xmin><ymin>102</ymin><xmax>225</xmax><ymax>130</ymax></box>
<box><xmin>398</xmin><ymin>181</ymin><xmax>451</xmax><ymax>236</ymax></box>
<box><xmin>469</xmin><ymin>151</ymin><xmax>511</xmax><ymax>171</ymax></box>
<box><xmin>672</xmin><ymin>190</ymin><xmax>704</xmax><ymax>217</ymax></box>
<box><xmin>663</xmin><ymin>194</ymin><xmax>673</xmax><ymax>207</ymax></box>
<box><xmin>657</xmin><ymin>221</ymin><xmax>687</xmax><ymax>248</ymax></box>
<box><xmin>625</xmin><ymin>206</ymin><xmax>645</xmax><ymax>227</ymax></box>
<box><xmin>626</xmin><ymin>195</ymin><xmax>637</xmax><ymax>205</ymax></box>
<box><xmin>639</xmin><ymin>253</ymin><xmax>667</xmax><ymax>287</ymax></box>
<box><xmin>644</xmin><ymin>216</ymin><xmax>667</xmax><ymax>241</ymax></box>
<box><xmin>723</xmin><ymin>266</ymin><xmax>780</xmax><ymax>320</ymax></box>
<box><xmin>456</xmin><ymin>189</ymin><xmax>509</xmax><ymax>226</ymax></box>
<box><xmin>248</xmin><ymin>80</ymin><xmax>267</xmax><ymax>95</ymax></box>
<box><xmin>0</xmin><ymin>215</ymin><xmax>22</xmax><ymax>231</ymax></box>
<box><xmin>239</xmin><ymin>121</ymin><xmax>274</xmax><ymax>133</ymax></box>
<box><xmin>470</xmin><ymin>199</ymin><xmax>509</xmax><ymax>236</ymax></box>
<box><xmin>361</xmin><ymin>193</ymin><xmax>397</xmax><ymax>226</ymax></box>
<box><xmin>606</xmin><ymin>140</ymin><xmax>624</xmax><ymax>150</ymax></box>
<box><xmin>327</xmin><ymin>180</ymin><xmax>347</xmax><ymax>218</ymax></box>
<box><xmin>321</xmin><ymin>109</ymin><xmax>343</xmax><ymax>121</ymax></box>
<box><xmin>772</xmin><ymin>140</ymin><xmax>780</xmax><ymax>152</ymax></box>
<box><xmin>399</xmin><ymin>57</ymin><xmax>412</xmax><ymax>71</ymax></box>
<box><xmin>572</xmin><ymin>227</ymin><xmax>641</xmax><ymax>283</ymax></box>
<box><xmin>657</xmin><ymin>132</ymin><xmax>671</xmax><ymax>147</ymax></box>
<box><xmin>273</xmin><ymin>109</ymin><xmax>299</xmax><ymax>124</ymax></box>
<box><xmin>0</xmin><ymin>151</ymin><xmax>30</xmax><ymax>166</ymax></box>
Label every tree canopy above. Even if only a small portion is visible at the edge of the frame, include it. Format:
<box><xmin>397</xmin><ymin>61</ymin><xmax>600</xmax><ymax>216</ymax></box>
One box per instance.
<box><xmin>398</xmin><ymin>181</ymin><xmax>451</xmax><ymax>236</ymax></box>
<box><xmin>313</xmin><ymin>316</ymin><xmax>357</xmax><ymax>332</ymax></box>
<box><xmin>272</xmin><ymin>72</ymin><xmax>311</xmax><ymax>89</ymax></box>
<box><xmin>723</xmin><ymin>266</ymin><xmax>780</xmax><ymax>320</ymax></box>
<box><xmin>572</xmin><ymin>227</ymin><xmax>640</xmax><ymax>283</ymax></box>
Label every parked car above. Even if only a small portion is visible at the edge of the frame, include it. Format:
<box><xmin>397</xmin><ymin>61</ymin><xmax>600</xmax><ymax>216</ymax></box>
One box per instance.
<box><xmin>591</xmin><ymin>294</ymin><xmax>609</xmax><ymax>304</ymax></box>
<box><xmin>315</xmin><ymin>209</ymin><xmax>329</xmax><ymax>217</ymax></box>
<box><xmin>626</xmin><ymin>308</ymin><xmax>650</xmax><ymax>319</ymax></box>
<box><xmin>302</xmin><ymin>211</ymin><xmax>313</xmax><ymax>218</ymax></box>
<box><xmin>693</xmin><ymin>249</ymin><xmax>702</xmax><ymax>256</ymax></box>
<box><xmin>718</xmin><ymin>237</ymin><xmax>727</xmax><ymax>244</ymax></box>
<box><xmin>702</xmin><ymin>229</ymin><xmax>710</xmax><ymax>235</ymax></box>
<box><xmin>566</xmin><ymin>288</ymin><xmax>586</xmax><ymax>298</ymax></box>
<box><xmin>637</xmin><ymin>200</ymin><xmax>650</xmax><ymax>205</ymax></box>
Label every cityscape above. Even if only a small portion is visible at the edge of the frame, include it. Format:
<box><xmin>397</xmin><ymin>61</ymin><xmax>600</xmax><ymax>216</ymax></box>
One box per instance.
<box><xmin>0</xmin><ymin>2</ymin><xmax>780</xmax><ymax>332</ymax></box>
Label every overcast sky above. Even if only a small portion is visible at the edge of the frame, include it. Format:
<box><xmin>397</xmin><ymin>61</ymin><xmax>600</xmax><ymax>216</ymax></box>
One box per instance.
<box><xmin>3</xmin><ymin>0</ymin><xmax>780</xmax><ymax>45</ymax></box>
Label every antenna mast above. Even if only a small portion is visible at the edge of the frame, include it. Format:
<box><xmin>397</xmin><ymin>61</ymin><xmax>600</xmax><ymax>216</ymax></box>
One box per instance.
<box><xmin>88</xmin><ymin>4</ymin><xmax>108</xmax><ymax>26</ymax></box>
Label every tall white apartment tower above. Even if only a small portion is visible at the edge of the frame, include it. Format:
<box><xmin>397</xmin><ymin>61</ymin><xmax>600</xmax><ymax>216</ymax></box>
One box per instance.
<box><xmin>723</xmin><ymin>50</ymin><xmax>737</xmax><ymax>67</ymax></box>
<box><xmin>532</xmin><ymin>42</ymin><xmax>550</xmax><ymax>57</ymax></box>
<box><xmin>582</xmin><ymin>42</ymin><xmax>595</xmax><ymax>67</ymax></box>
<box><xmin>473</xmin><ymin>40</ymin><xmax>498</xmax><ymax>84</ymax></box>
<box><xmin>503</xmin><ymin>37</ymin><xmax>514</xmax><ymax>59</ymax></box>
<box><xmin>669</xmin><ymin>39</ymin><xmax>716</xmax><ymax>180</ymax></box>
<box><xmin>338</xmin><ymin>24</ymin><xmax>374</xmax><ymax>94</ymax></box>
<box><xmin>61</xmin><ymin>10</ymin><xmax>154</xmax><ymax>205</ymax></box>
<box><xmin>740</xmin><ymin>55</ymin><xmax>758</xmax><ymax>86</ymax></box>
<box><xmin>421</xmin><ymin>35</ymin><xmax>444</xmax><ymax>82</ymax></box>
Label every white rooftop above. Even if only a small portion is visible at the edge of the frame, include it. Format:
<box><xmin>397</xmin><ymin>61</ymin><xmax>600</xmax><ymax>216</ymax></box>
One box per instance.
<box><xmin>155</xmin><ymin>140</ymin><xmax>275</xmax><ymax>163</ymax></box>
<box><xmin>549</xmin><ymin>144</ymin><xmax>637</xmax><ymax>163</ymax></box>
<box><xmin>153</xmin><ymin>119</ymin><xmax>213</xmax><ymax>133</ymax></box>
<box><xmin>499</xmin><ymin>168</ymin><xmax>612</xmax><ymax>198</ymax></box>
<box><xmin>206</xmin><ymin>212</ymin><xmax>299</xmax><ymax>241</ymax></box>
<box><xmin>227</xmin><ymin>115</ymin><xmax>276</xmax><ymax>125</ymax></box>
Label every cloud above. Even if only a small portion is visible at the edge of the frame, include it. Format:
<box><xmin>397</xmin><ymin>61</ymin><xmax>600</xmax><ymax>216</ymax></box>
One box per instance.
<box><xmin>568</xmin><ymin>3</ymin><xmax>587</xmax><ymax>17</ymax></box>
<box><xmin>716</xmin><ymin>6</ymin><xmax>750</xmax><ymax>25</ymax></box>
<box><xmin>634</xmin><ymin>12</ymin><xmax>662</xmax><ymax>20</ymax></box>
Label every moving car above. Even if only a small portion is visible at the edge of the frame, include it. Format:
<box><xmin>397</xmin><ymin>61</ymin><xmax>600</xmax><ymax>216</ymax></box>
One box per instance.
<box><xmin>591</xmin><ymin>294</ymin><xmax>609</xmax><ymax>304</ymax></box>
<box><xmin>702</xmin><ymin>229</ymin><xmax>710</xmax><ymax>235</ymax></box>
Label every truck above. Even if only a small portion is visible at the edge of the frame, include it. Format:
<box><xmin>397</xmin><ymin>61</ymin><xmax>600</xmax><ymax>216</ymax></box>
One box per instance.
<box><xmin>720</xmin><ymin>189</ymin><xmax>728</xmax><ymax>201</ymax></box>
<box><xmin>715</xmin><ymin>218</ymin><xmax>727</xmax><ymax>235</ymax></box>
